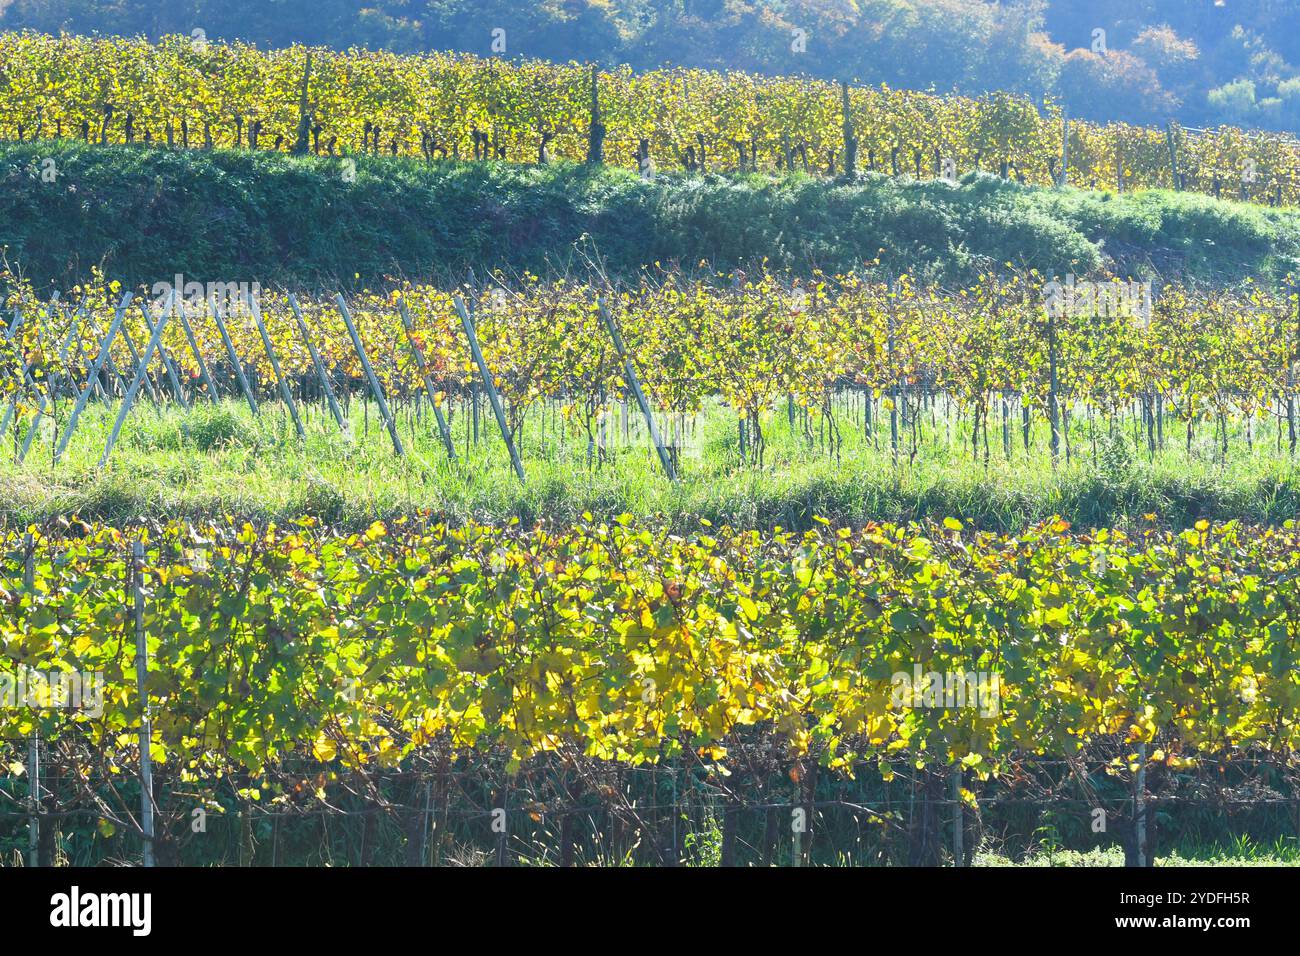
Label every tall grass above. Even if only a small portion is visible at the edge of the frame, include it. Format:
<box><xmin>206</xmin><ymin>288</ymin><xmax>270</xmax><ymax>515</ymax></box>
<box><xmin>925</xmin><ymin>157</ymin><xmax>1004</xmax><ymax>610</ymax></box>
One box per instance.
<box><xmin>4</xmin><ymin>391</ymin><xmax>1299</xmax><ymax>532</ymax></box>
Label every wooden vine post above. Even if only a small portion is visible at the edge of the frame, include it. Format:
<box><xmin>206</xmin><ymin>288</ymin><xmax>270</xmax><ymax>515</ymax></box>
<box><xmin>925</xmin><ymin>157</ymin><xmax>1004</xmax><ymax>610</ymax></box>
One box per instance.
<box><xmin>1115</xmin><ymin>127</ymin><xmax>1124</xmax><ymax>193</ymax></box>
<box><xmin>1166</xmin><ymin>121</ymin><xmax>1181</xmax><ymax>190</ymax></box>
<box><xmin>887</xmin><ymin>281</ymin><xmax>900</xmax><ymax>464</ymax></box>
<box><xmin>24</xmin><ymin>533</ymin><xmax>39</xmax><ymax>867</ymax></box>
<box><xmin>597</xmin><ymin>299</ymin><xmax>676</xmax><ymax>483</ymax></box>
<box><xmin>99</xmin><ymin>291</ymin><xmax>175</xmax><ymax>467</ymax></box>
<box><xmin>0</xmin><ymin>298</ymin><xmax>67</xmax><ymax>437</ymax></box>
<box><xmin>1291</xmin><ymin>281</ymin><xmax>1299</xmax><ymax>456</ymax></box>
<box><xmin>293</xmin><ymin>51</ymin><xmax>313</xmax><ymax>155</ymax></box>
<box><xmin>0</xmin><ymin>308</ymin><xmax>24</xmax><ymax>438</ymax></box>
<box><xmin>133</xmin><ymin>540</ymin><xmax>155</xmax><ymax>868</ymax></box>
<box><xmin>288</xmin><ymin>293</ymin><xmax>348</xmax><ymax>435</ymax></box>
<box><xmin>1059</xmin><ymin>108</ymin><xmax>1069</xmax><ymax>187</ymax></box>
<box><xmin>335</xmin><ymin>294</ymin><xmax>405</xmax><ymax>456</ymax></box>
<box><xmin>139</xmin><ymin>298</ymin><xmax>191</xmax><ymax>409</ymax></box>
<box><xmin>396</xmin><ymin>299</ymin><xmax>457</xmax><ymax>462</ymax></box>
<box><xmin>1132</xmin><ymin>741</ymin><xmax>1148</xmax><ymax>867</ymax></box>
<box><xmin>840</xmin><ymin>80</ymin><xmax>857</xmax><ymax>177</ymax></box>
<box><xmin>78</xmin><ymin>311</ymin><xmax>115</xmax><ymax>401</ymax></box>
<box><xmin>453</xmin><ymin>294</ymin><xmax>525</xmax><ymax>482</ymax></box>
<box><xmin>586</xmin><ymin>64</ymin><xmax>604</xmax><ymax>165</ymax></box>
<box><xmin>249</xmin><ymin>294</ymin><xmax>306</xmax><ymax>440</ymax></box>
<box><xmin>951</xmin><ymin>765</ymin><xmax>963</xmax><ymax>867</ymax></box>
<box><xmin>1047</xmin><ymin>302</ymin><xmax>1061</xmax><ymax>467</ymax></box>
<box><xmin>175</xmin><ymin>297</ymin><xmax>220</xmax><ymax>401</ymax></box>
<box><xmin>115</xmin><ymin>320</ymin><xmax>163</xmax><ymax>405</ymax></box>
<box><xmin>212</xmin><ymin>304</ymin><xmax>260</xmax><ymax>417</ymax></box>
<box><xmin>55</xmin><ymin>291</ymin><xmax>133</xmax><ymax>463</ymax></box>
<box><xmin>18</xmin><ymin>302</ymin><xmax>82</xmax><ymax>463</ymax></box>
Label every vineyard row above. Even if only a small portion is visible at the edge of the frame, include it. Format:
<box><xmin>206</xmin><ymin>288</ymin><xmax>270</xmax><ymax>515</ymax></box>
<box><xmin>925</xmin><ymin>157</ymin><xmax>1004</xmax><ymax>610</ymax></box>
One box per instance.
<box><xmin>1</xmin><ymin>32</ymin><xmax>1298</xmax><ymax>205</ymax></box>
<box><xmin>1</xmin><ymin>511</ymin><xmax>1296</xmax><ymax>777</ymax></box>
<box><xmin>4</xmin><ymin>270</ymin><xmax>1300</xmax><ymax>472</ymax></box>
<box><xmin>0</xmin><ymin>514</ymin><xmax>1295</xmax><ymax>865</ymax></box>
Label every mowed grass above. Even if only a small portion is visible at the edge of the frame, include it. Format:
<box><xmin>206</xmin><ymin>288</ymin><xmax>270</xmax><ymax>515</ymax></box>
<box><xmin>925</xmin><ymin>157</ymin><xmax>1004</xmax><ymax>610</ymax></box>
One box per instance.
<box><xmin>4</xmin><ymin>390</ymin><xmax>1300</xmax><ymax>532</ymax></box>
<box><xmin>975</xmin><ymin>838</ymin><xmax>1300</xmax><ymax>867</ymax></box>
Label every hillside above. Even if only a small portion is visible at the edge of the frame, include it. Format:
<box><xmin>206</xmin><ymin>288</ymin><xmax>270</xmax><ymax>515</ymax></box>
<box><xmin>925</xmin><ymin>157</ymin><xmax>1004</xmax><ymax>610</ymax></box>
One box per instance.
<box><xmin>3</xmin><ymin>141</ymin><xmax>1298</xmax><ymax>292</ymax></box>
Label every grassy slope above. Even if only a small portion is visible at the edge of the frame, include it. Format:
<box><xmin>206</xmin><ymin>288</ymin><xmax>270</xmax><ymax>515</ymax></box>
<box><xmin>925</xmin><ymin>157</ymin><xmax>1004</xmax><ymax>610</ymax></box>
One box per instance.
<box><xmin>2</xmin><ymin>141</ymin><xmax>1299</xmax><ymax>291</ymax></box>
